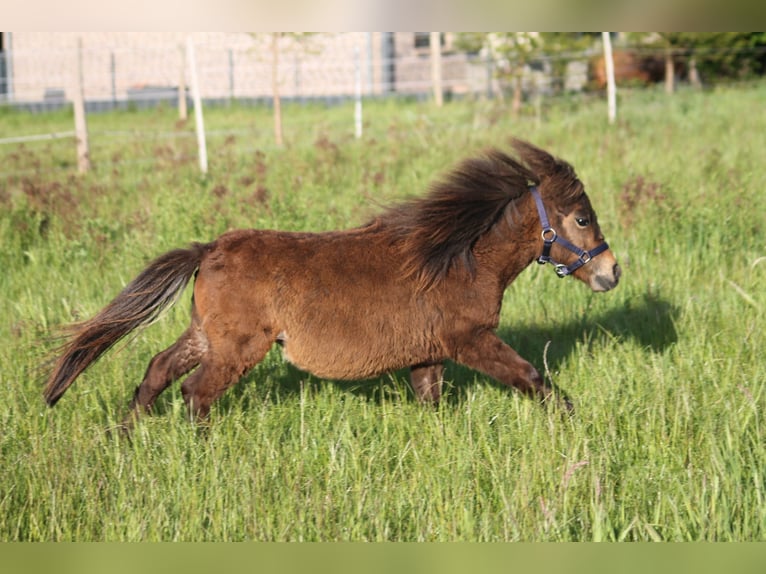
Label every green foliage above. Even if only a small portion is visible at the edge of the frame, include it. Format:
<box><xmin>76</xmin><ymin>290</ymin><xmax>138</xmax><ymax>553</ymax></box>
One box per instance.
<box><xmin>689</xmin><ymin>33</ymin><xmax>766</xmax><ymax>80</ymax></box>
<box><xmin>628</xmin><ymin>32</ymin><xmax>766</xmax><ymax>82</ymax></box>
<box><xmin>456</xmin><ymin>33</ymin><xmax>601</xmax><ymax>96</ymax></box>
<box><xmin>1</xmin><ymin>87</ymin><xmax>765</xmax><ymax>540</ymax></box>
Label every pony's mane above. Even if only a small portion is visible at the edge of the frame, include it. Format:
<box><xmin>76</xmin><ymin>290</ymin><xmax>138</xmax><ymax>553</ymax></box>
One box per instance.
<box><xmin>373</xmin><ymin>139</ymin><xmax>583</xmax><ymax>289</ymax></box>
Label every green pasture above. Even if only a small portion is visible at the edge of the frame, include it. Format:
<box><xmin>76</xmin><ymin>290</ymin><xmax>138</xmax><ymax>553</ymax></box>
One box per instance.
<box><xmin>0</xmin><ymin>86</ymin><xmax>764</xmax><ymax>540</ymax></box>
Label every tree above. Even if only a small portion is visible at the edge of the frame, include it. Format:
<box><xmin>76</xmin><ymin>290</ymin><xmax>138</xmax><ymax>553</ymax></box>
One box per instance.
<box><xmin>629</xmin><ymin>33</ymin><xmax>766</xmax><ymax>91</ymax></box>
<box><xmin>253</xmin><ymin>33</ymin><xmax>317</xmax><ymax>147</ymax></box>
<box><xmin>457</xmin><ymin>33</ymin><xmax>603</xmax><ymax>109</ymax></box>
<box><xmin>689</xmin><ymin>33</ymin><xmax>766</xmax><ymax>83</ymax></box>
<box><xmin>493</xmin><ymin>33</ymin><xmax>542</xmax><ymax>115</ymax></box>
<box><xmin>456</xmin><ymin>33</ymin><xmax>543</xmax><ymax>116</ymax></box>
<box><xmin>270</xmin><ymin>33</ymin><xmax>283</xmax><ymax>147</ymax></box>
<box><xmin>537</xmin><ymin>33</ymin><xmax>600</xmax><ymax>93</ymax></box>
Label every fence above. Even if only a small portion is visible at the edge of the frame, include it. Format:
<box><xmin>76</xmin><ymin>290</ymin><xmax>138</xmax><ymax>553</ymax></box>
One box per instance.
<box><xmin>2</xmin><ymin>32</ymin><xmax>764</xmax><ymax>180</ymax></box>
<box><xmin>0</xmin><ymin>32</ymin><xmax>580</xmax><ymax>178</ymax></box>
<box><xmin>1</xmin><ymin>33</ymin><xmax>502</xmax><ymax>110</ymax></box>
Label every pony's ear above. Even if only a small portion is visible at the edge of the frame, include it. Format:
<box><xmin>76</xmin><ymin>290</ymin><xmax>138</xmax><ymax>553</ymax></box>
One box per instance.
<box><xmin>510</xmin><ymin>138</ymin><xmax>581</xmax><ymax>201</ymax></box>
<box><xmin>510</xmin><ymin>138</ymin><xmax>559</xmax><ymax>178</ymax></box>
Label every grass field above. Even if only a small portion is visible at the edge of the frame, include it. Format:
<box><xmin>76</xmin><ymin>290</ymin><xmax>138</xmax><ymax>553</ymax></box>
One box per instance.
<box><xmin>1</xmin><ymin>85</ymin><xmax>765</xmax><ymax>541</ymax></box>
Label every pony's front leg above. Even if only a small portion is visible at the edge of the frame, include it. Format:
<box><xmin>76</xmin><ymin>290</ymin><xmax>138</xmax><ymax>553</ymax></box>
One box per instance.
<box><xmin>453</xmin><ymin>330</ymin><xmax>572</xmax><ymax>411</ymax></box>
<box><xmin>409</xmin><ymin>362</ymin><xmax>444</xmax><ymax>403</ymax></box>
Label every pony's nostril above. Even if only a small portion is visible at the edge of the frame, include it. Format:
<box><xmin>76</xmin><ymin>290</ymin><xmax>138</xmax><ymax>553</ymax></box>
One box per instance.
<box><xmin>613</xmin><ymin>263</ymin><xmax>622</xmax><ymax>281</ymax></box>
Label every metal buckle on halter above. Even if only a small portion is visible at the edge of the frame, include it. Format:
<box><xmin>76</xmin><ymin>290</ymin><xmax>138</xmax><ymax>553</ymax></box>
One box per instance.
<box><xmin>537</xmin><ymin>228</ymin><xmax>555</xmax><ymax>265</ymax></box>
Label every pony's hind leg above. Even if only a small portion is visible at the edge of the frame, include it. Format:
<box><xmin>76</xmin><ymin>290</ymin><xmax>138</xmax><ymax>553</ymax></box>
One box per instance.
<box><xmin>122</xmin><ymin>328</ymin><xmax>205</xmax><ymax>427</ymax></box>
<box><xmin>180</xmin><ymin>334</ymin><xmax>274</xmax><ymax>421</ymax></box>
<box><xmin>410</xmin><ymin>362</ymin><xmax>445</xmax><ymax>403</ymax></box>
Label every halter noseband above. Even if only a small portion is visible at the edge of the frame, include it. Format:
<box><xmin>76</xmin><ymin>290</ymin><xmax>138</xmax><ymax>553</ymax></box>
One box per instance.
<box><xmin>530</xmin><ymin>186</ymin><xmax>609</xmax><ymax>278</ymax></box>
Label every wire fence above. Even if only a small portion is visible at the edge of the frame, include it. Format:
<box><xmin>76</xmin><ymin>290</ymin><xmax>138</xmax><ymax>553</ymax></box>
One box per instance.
<box><xmin>1</xmin><ymin>32</ymin><xmax>764</xmax><ymax>182</ymax></box>
<box><xmin>2</xmin><ymin>33</ymin><xmax>498</xmax><ymax>109</ymax></box>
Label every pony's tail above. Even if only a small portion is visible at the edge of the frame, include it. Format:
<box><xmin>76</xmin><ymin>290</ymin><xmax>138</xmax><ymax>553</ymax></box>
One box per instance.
<box><xmin>43</xmin><ymin>243</ymin><xmax>210</xmax><ymax>407</ymax></box>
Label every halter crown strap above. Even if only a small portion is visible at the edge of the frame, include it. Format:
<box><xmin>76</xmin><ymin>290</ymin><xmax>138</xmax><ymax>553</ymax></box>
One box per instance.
<box><xmin>530</xmin><ymin>186</ymin><xmax>609</xmax><ymax>278</ymax></box>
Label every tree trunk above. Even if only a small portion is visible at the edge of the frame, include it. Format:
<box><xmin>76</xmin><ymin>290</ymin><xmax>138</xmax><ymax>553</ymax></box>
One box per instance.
<box><xmin>73</xmin><ymin>37</ymin><xmax>91</xmax><ymax>173</ymax></box>
<box><xmin>689</xmin><ymin>55</ymin><xmax>701</xmax><ymax>89</ymax></box>
<box><xmin>664</xmin><ymin>47</ymin><xmax>675</xmax><ymax>94</ymax></box>
<box><xmin>511</xmin><ymin>72</ymin><xmax>522</xmax><ymax>116</ymax></box>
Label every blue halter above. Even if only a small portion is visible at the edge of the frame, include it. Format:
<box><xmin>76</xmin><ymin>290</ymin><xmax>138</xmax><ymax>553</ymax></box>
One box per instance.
<box><xmin>530</xmin><ymin>186</ymin><xmax>609</xmax><ymax>278</ymax></box>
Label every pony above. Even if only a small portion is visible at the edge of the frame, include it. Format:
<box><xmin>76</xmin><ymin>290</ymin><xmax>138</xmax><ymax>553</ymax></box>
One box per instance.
<box><xmin>43</xmin><ymin>139</ymin><xmax>621</xmax><ymax>427</ymax></box>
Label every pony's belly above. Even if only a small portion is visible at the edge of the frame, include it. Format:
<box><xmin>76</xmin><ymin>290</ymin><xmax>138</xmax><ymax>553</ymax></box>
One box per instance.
<box><xmin>280</xmin><ymin>344</ymin><xmax>389</xmax><ymax>380</ymax></box>
<box><xmin>278</xmin><ymin>331</ymin><xmax>407</xmax><ymax>380</ymax></box>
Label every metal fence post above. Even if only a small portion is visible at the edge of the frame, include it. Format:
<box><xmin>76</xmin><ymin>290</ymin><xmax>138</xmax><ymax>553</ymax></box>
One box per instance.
<box><xmin>602</xmin><ymin>32</ymin><xmax>617</xmax><ymax>124</ymax></box>
<box><xmin>187</xmin><ymin>36</ymin><xmax>208</xmax><ymax>174</ymax></box>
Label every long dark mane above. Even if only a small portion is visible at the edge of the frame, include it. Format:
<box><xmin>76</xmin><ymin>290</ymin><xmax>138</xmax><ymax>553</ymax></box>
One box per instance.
<box><xmin>375</xmin><ymin>138</ymin><xmax>583</xmax><ymax>289</ymax></box>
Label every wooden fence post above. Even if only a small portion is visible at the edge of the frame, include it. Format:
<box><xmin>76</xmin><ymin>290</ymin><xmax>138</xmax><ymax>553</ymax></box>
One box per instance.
<box><xmin>430</xmin><ymin>32</ymin><xmax>443</xmax><ymax>107</ymax></box>
<box><xmin>110</xmin><ymin>51</ymin><xmax>117</xmax><ymax>106</ymax></box>
<box><xmin>73</xmin><ymin>37</ymin><xmax>90</xmax><ymax>173</ymax></box>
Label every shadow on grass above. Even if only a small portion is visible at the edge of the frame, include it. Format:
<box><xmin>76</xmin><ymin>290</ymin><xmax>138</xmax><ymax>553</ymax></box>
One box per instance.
<box><xmin>501</xmin><ymin>291</ymin><xmax>678</xmax><ymax>365</ymax></box>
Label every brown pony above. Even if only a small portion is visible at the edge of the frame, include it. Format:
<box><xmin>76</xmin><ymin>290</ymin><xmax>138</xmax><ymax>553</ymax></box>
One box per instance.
<box><xmin>43</xmin><ymin>139</ymin><xmax>620</xmax><ymax>426</ymax></box>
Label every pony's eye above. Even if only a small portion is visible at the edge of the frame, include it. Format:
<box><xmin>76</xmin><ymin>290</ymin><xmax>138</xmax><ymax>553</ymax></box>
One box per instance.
<box><xmin>575</xmin><ymin>217</ymin><xmax>590</xmax><ymax>227</ymax></box>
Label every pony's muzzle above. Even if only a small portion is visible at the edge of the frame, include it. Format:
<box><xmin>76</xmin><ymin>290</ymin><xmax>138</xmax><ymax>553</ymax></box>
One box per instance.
<box><xmin>590</xmin><ymin>261</ymin><xmax>621</xmax><ymax>292</ymax></box>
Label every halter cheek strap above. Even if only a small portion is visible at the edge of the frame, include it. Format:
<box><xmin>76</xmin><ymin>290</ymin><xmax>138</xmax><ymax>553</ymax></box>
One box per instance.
<box><xmin>530</xmin><ymin>187</ymin><xmax>609</xmax><ymax>278</ymax></box>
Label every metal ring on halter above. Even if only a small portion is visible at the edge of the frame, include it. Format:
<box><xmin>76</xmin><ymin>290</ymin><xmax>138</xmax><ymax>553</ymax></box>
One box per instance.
<box><xmin>579</xmin><ymin>251</ymin><xmax>592</xmax><ymax>263</ymax></box>
<box><xmin>541</xmin><ymin>228</ymin><xmax>557</xmax><ymax>242</ymax></box>
<box><xmin>554</xmin><ymin>264</ymin><xmax>568</xmax><ymax>277</ymax></box>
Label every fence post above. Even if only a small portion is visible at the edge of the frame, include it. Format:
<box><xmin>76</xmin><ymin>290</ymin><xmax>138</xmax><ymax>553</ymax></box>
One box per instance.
<box><xmin>366</xmin><ymin>32</ymin><xmax>374</xmax><ymax>96</ymax></box>
<box><xmin>110</xmin><ymin>51</ymin><xmax>117</xmax><ymax>107</ymax></box>
<box><xmin>73</xmin><ymin>37</ymin><xmax>90</xmax><ymax>173</ymax></box>
<box><xmin>271</xmin><ymin>33</ymin><xmax>284</xmax><ymax>148</ymax></box>
<box><xmin>602</xmin><ymin>32</ymin><xmax>617</xmax><ymax>124</ymax></box>
<box><xmin>228</xmin><ymin>48</ymin><xmax>234</xmax><ymax>104</ymax></box>
<box><xmin>381</xmin><ymin>32</ymin><xmax>395</xmax><ymax>94</ymax></box>
<box><xmin>354</xmin><ymin>45</ymin><xmax>362</xmax><ymax>139</ymax></box>
<box><xmin>2</xmin><ymin>32</ymin><xmax>14</xmax><ymax>101</ymax></box>
<box><xmin>430</xmin><ymin>32</ymin><xmax>443</xmax><ymax>107</ymax></box>
<box><xmin>187</xmin><ymin>36</ymin><xmax>208</xmax><ymax>174</ymax></box>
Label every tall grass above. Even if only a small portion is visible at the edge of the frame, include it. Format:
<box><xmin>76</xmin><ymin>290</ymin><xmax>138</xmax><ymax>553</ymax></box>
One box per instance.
<box><xmin>1</xmin><ymin>86</ymin><xmax>764</xmax><ymax>540</ymax></box>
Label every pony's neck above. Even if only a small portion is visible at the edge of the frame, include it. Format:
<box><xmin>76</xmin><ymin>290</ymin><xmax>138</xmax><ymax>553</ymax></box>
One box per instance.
<box><xmin>474</xmin><ymin>191</ymin><xmax>541</xmax><ymax>289</ymax></box>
